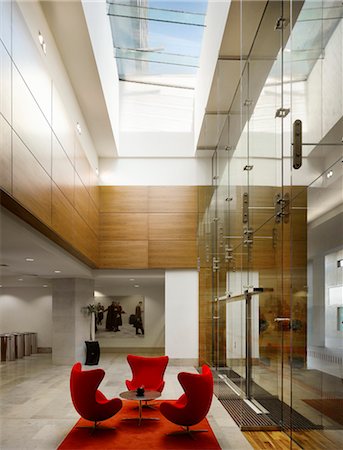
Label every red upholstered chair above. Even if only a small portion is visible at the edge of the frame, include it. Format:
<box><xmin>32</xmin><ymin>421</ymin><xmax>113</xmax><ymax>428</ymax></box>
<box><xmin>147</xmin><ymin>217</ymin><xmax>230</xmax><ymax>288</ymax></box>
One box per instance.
<box><xmin>70</xmin><ymin>362</ymin><xmax>122</xmax><ymax>429</ymax></box>
<box><xmin>160</xmin><ymin>365</ymin><xmax>213</xmax><ymax>436</ymax></box>
<box><xmin>125</xmin><ymin>354</ymin><xmax>169</xmax><ymax>393</ymax></box>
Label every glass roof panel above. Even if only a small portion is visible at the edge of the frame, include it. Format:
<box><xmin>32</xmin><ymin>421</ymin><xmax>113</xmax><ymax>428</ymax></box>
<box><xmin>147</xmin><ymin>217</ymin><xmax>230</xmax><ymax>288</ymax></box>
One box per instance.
<box><xmin>107</xmin><ymin>0</ymin><xmax>208</xmax><ymax>88</ymax></box>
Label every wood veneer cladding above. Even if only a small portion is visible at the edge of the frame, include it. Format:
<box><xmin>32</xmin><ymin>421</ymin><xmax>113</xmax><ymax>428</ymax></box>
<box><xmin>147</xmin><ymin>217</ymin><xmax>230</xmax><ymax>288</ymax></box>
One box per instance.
<box><xmin>74</xmin><ymin>137</ymin><xmax>90</xmax><ymax>189</ymax></box>
<box><xmin>148</xmin><ymin>213</ymin><xmax>197</xmax><ymax>240</ymax></box>
<box><xmin>52</xmin><ymin>136</ymin><xmax>74</xmax><ymax>204</ymax></box>
<box><xmin>100</xmin><ymin>186</ymin><xmax>149</xmax><ymax>213</ymax></box>
<box><xmin>99</xmin><ymin>241</ymin><xmax>148</xmax><ymax>268</ymax></box>
<box><xmin>148</xmin><ymin>241</ymin><xmax>197</xmax><ymax>268</ymax></box>
<box><xmin>0</xmin><ymin>115</ymin><xmax>12</xmax><ymax>194</ymax></box>
<box><xmin>74</xmin><ymin>210</ymin><xmax>98</xmax><ymax>263</ymax></box>
<box><xmin>12</xmin><ymin>133</ymin><xmax>51</xmax><ymax>226</ymax></box>
<box><xmin>148</xmin><ymin>186</ymin><xmax>198</xmax><ymax>213</ymax></box>
<box><xmin>100</xmin><ymin>213</ymin><xmax>148</xmax><ymax>241</ymax></box>
<box><xmin>51</xmin><ymin>182</ymin><xmax>74</xmax><ymax>246</ymax></box>
<box><xmin>74</xmin><ymin>173</ymin><xmax>89</xmax><ymax>223</ymax></box>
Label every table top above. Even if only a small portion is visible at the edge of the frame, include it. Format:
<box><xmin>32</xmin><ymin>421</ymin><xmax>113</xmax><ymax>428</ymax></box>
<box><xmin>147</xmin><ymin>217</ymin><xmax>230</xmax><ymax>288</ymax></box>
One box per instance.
<box><xmin>119</xmin><ymin>390</ymin><xmax>161</xmax><ymax>401</ymax></box>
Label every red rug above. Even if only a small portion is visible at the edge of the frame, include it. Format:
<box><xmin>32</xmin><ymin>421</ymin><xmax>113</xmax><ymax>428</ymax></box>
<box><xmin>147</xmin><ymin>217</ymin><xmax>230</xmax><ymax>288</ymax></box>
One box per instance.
<box><xmin>58</xmin><ymin>401</ymin><xmax>221</xmax><ymax>449</ymax></box>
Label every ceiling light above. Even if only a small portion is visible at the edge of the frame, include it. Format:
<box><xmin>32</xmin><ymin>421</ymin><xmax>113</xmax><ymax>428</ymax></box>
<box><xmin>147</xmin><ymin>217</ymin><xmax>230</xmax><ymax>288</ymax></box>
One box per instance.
<box><xmin>38</xmin><ymin>31</ymin><xmax>44</xmax><ymax>45</ymax></box>
<box><xmin>54</xmin><ymin>270</ymin><xmax>61</xmax><ymax>274</ymax></box>
<box><xmin>337</xmin><ymin>259</ymin><xmax>343</xmax><ymax>268</ymax></box>
<box><xmin>76</xmin><ymin>122</ymin><xmax>82</xmax><ymax>135</ymax></box>
<box><xmin>18</xmin><ymin>278</ymin><xmax>23</xmax><ymax>281</ymax></box>
<box><xmin>129</xmin><ymin>278</ymin><xmax>135</xmax><ymax>281</ymax></box>
<box><xmin>25</xmin><ymin>258</ymin><xmax>34</xmax><ymax>262</ymax></box>
<box><xmin>0</xmin><ymin>285</ymin><xmax>3</xmax><ymax>288</ymax></box>
<box><xmin>43</xmin><ymin>285</ymin><xmax>48</xmax><ymax>288</ymax></box>
<box><xmin>95</xmin><ymin>168</ymin><xmax>99</xmax><ymax>176</ymax></box>
<box><xmin>0</xmin><ymin>264</ymin><xmax>9</xmax><ymax>267</ymax></box>
<box><xmin>244</xmin><ymin>165</ymin><xmax>254</xmax><ymax>171</ymax></box>
<box><xmin>134</xmin><ymin>284</ymin><xmax>140</xmax><ymax>288</ymax></box>
<box><xmin>38</xmin><ymin>31</ymin><xmax>46</xmax><ymax>55</ymax></box>
<box><xmin>326</xmin><ymin>170</ymin><xmax>333</xmax><ymax>179</ymax></box>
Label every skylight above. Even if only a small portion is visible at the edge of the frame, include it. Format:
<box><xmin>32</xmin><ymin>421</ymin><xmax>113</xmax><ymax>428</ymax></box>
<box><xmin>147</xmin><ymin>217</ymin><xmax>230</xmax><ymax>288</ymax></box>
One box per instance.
<box><xmin>107</xmin><ymin>0</ymin><xmax>208</xmax><ymax>89</ymax></box>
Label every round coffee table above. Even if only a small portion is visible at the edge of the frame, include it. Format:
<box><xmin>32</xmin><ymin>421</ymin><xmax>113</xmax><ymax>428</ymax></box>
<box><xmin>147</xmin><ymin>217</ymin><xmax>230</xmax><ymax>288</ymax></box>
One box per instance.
<box><xmin>119</xmin><ymin>390</ymin><xmax>161</xmax><ymax>426</ymax></box>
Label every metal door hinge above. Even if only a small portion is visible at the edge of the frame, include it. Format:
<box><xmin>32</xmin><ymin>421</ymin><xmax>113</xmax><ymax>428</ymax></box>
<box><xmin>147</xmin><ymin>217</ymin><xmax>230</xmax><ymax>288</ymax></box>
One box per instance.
<box><xmin>293</xmin><ymin>119</ymin><xmax>302</xmax><ymax>169</ymax></box>
<box><xmin>274</xmin><ymin>17</ymin><xmax>289</xmax><ymax>30</ymax></box>
<box><xmin>243</xmin><ymin>192</ymin><xmax>248</xmax><ymax>223</ymax></box>
<box><xmin>274</xmin><ymin>193</ymin><xmax>290</xmax><ymax>223</ymax></box>
<box><xmin>243</xmin><ymin>228</ymin><xmax>253</xmax><ymax>247</ymax></box>
<box><xmin>212</xmin><ymin>257</ymin><xmax>220</xmax><ymax>272</ymax></box>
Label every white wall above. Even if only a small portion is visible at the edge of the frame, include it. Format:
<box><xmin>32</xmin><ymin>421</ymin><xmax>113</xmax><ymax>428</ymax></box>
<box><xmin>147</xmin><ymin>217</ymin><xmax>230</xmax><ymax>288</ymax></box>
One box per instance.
<box><xmin>99</xmin><ymin>157</ymin><xmax>212</xmax><ymax>186</ymax></box>
<box><xmin>165</xmin><ymin>270</ymin><xmax>199</xmax><ymax>360</ymax></box>
<box><xmin>96</xmin><ymin>286</ymin><xmax>165</xmax><ymax>349</ymax></box>
<box><xmin>0</xmin><ymin>287</ymin><xmax>52</xmax><ymax>347</ymax></box>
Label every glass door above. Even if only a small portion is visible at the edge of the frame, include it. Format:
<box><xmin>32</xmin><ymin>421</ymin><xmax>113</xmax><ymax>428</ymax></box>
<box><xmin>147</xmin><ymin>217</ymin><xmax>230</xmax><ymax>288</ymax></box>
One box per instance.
<box><xmin>287</xmin><ymin>0</ymin><xmax>343</xmax><ymax>447</ymax></box>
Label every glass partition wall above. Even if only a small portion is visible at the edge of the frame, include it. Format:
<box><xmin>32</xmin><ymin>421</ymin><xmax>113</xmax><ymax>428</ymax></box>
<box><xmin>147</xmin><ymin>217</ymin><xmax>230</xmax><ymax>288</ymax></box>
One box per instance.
<box><xmin>198</xmin><ymin>0</ymin><xmax>343</xmax><ymax>446</ymax></box>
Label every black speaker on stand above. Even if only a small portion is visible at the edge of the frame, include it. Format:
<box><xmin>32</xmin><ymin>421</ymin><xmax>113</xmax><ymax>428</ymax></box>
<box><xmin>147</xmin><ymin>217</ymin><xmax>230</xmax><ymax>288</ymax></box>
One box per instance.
<box><xmin>85</xmin><ymin>340</ymin><xmax>100</xmax><ymax>365</ymax></box>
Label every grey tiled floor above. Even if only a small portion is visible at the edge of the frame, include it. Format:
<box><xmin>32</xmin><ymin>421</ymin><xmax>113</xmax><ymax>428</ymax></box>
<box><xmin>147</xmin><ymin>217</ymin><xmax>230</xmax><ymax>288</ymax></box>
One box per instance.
<box><xmin>0</xmin><ymin>354</ymin><xmax>252</xmax><ymax>450</ymax></box>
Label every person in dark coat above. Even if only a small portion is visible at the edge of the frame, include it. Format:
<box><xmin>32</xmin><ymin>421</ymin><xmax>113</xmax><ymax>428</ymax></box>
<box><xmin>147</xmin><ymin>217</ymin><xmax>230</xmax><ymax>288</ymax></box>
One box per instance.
<box><xmin>135</xmin><ymin>301</ymin><xmax>144</xmax><ymax>335</ymax></box>
<box><xmin>105</xmin><ymin>301</ymin><xmax>118</xmax><ymax>331</ymax></box>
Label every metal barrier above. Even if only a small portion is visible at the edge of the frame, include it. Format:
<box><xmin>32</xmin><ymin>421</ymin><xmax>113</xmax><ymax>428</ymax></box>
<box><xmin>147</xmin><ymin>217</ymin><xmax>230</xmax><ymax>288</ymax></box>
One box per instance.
<box><xmin>13</xmin><ymin>332</ymin><xmax>24</xmax><ymax>358</ymax></box>
<box><xmin>0</xmin><ymin>334</ymin><xmax>16</xmax><ymax>361</ymax></box>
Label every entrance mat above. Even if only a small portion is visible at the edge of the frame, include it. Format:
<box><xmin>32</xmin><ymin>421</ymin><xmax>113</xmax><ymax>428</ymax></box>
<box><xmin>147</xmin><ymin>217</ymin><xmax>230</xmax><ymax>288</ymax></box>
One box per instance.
<box><xmin>215</xmin><ymin>371</ymin><xmax>322</xmax><ymax>431</ymax></box>
<box><xmin>58</xmin><ymin>400</ymin><xmax>221</xmax><ymax>449</ymax></box>
<box><xmin>303</xmin><ymin>399</ymin><xmax>343</xmax><ymax>427</ymax></box>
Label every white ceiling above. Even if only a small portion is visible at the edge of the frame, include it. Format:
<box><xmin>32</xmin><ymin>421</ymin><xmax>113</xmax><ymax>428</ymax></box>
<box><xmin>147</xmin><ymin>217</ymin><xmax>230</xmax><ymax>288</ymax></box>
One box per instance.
<box><xmin>0</xmin><ymin>208</ymin><xmax>165</xmax><ymax>291</ymax></box>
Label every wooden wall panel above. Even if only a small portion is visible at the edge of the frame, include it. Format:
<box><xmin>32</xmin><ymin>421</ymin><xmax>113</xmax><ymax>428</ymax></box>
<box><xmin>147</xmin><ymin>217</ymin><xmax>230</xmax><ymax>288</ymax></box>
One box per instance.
<box><xmin>89</xmin><ymin>170</ymin><xmax>99</xmax><ymax>208</ymax></box>
<box><xmin>0</xmin><ymin>43</ymin><xmax>11</xmax><ymax>123</ymax></box>
<box><xmin>100</xmin><ymin>213</ymin><xmax>148</xmax><ymax>241</ymax></box>
<box><xmin>149</xmin><ymin>213</ymin><xmax>197</xmax><ymax>240</ymax></box>
<box><xmin>148</xmin><ymin>186</ymin><xmax>198</xmax><ymax>213</ymax></box>
<box><xmin>74</xmin><ymin>173</ymin><xmax>89</xmax><ymax>223</ymax></box>
<box><xmin>52</xmin><ymin>136</ymin><xmax>74</xmax><ymax>204</ymax></box>
<box><xmin>149</xmin><ymin>241</ymin><xmax>197</xmax><ymax>268</ymax></box>
<box><xmin>73</xmin><ymin>211</ymin><xmax>98</xmax><ymax>264</ymax></box>
<box><xmin>99</xmin><ymin>241</ymin><xmax>148</xmax><ymax>268</ymax></box>
<box><xmin>88</xmin><ymin>199</ymin><xmax>99</xmax><ymax>237</ymax></box>
<box><xmin>52</xmin><ymin>86</ymin><xmax>74</xmax><ymax>163</ymax></box>
<box><xmin>0</xmin><ymin>115</ymin><xmax>12</xmax><ymax>194</ymax></box>
<box><xmin>74</xmin><ymin>138</ymin><xmax>90</xmax><ymax>189</ymax></box>
<box><xmin>100</xmin><ymin>186</ymin><xmax>148</xmax><ymax>213</ymax></box>
<box><xmin>51</xmin><ymin>182</ymin><xmax>74</xmax><ymax>246</ymax></box>
<box><xmin>12</xmin><ymin>67</ymin><xmax>52</xmax><ymax>175</ymax></box>
<box><xmin>12</xmin><ymin>133</ymin><xmax>51</xmax><ymax>226</ymax></box>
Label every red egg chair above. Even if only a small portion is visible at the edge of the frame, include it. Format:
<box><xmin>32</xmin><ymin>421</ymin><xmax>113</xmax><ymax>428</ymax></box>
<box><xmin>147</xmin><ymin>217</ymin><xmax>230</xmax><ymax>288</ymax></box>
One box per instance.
<box><xmin>160</xmin><ymin>365</ymin><xmax>213</xmax><ymax>436</ymax></box>
<box><xmin>125</xmin><ymin>354</ymin><xmax>169</xmax><ymax>393</ymax></box>
<box><xmin>70</xmin><ymin>362</ymin><xmax>122</xmax><ymax>429</ymax></box>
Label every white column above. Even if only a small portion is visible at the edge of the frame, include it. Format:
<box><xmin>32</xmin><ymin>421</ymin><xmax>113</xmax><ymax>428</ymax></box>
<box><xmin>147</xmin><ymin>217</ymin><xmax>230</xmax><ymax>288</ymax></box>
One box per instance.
<box><xmin>165</xmin><ymin>270</ymin><xmax>199</xmax><ymax>364</ymax></box>
<box><xmin>52</xmin><ymin>278</ymin><xmax>94</xmax><ymax>365</ymax></box>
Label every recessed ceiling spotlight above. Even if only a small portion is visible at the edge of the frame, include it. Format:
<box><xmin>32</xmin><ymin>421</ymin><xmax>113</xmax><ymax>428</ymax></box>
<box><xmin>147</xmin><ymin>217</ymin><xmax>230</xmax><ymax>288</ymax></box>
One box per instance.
<box><xmin>337</xmin><ymin>259</ymin><xmax>343</xmax><ymax>268</ymax></box>
<box><xmin>25</xmin><ymin>258</ymin><xmax>34</xmax><ymax>262</ymax></box>
<box><xmin>18</xmin><ymin>278</ymin><xmax>23</xmax><ymax>281</ymax></box>
<box><xmin>76</xmin><ymin>122</ymin><xmax>82</xmax><ymax>135</ymax></box>
<box><xmin>0</xmin><ymin>285</ymin><xmax>3</xmax><ymax>288</ymax></box>
<box><xmin>326</xmin><ymin>170</ymin><xmax>333</xmax><ymax>179</ymax></box>
<box><xmin>38</xmin><ymin>31</ymin><xmax>44</xmax><ymax>45</ymax></box>
<box><xmin>54</xmin><ymin>270</ymin><xmax>61</xmax><ymax>274</ymax></box>
<box><xmin>134</xmin><ymin>284</ymin><xmax>140</xmax><ymax>288</ymax></box>
<box><xmin>0</xmin><ymin>263</ymin><xmax>9</xmax><ymax>267</ymax></box>
<box><xmin>129</xmin><ymin>278</ymin><xmax>135</xmax><ymax>281</ymax></box>
<box><xmin>43</xmin><ymin>285</ymin><xmax>48</xmax><ymax>288</ymax></box>
<box><xmin>38</xmin><ymin>31</ymin><xmax>47</xmax><ymax>55</ymax></box>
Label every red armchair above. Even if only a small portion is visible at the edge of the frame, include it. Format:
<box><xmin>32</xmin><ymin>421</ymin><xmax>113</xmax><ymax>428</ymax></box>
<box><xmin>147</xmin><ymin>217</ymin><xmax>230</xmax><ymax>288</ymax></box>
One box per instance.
<box><xmin>125</xmin><ymin>354</ymin><xmax>169</xmax><ymax>392</ymax></box>
<box><xmin>160</xmin><ymin>365</ymin><xmax>213</xmax><ymax>436</ymax></box>
<box><xmin>70</xmin><ymin>362</ymin><xmax>122</xmax><ymax>429</ymax></box>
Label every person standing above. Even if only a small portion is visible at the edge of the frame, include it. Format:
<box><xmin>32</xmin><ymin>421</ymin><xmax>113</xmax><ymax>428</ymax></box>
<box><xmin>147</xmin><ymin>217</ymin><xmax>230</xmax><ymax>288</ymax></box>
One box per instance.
<box><xmin>135</xmin><ymin>301</ymin><xmax>144</xmax><ymax>335</ymax></box>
